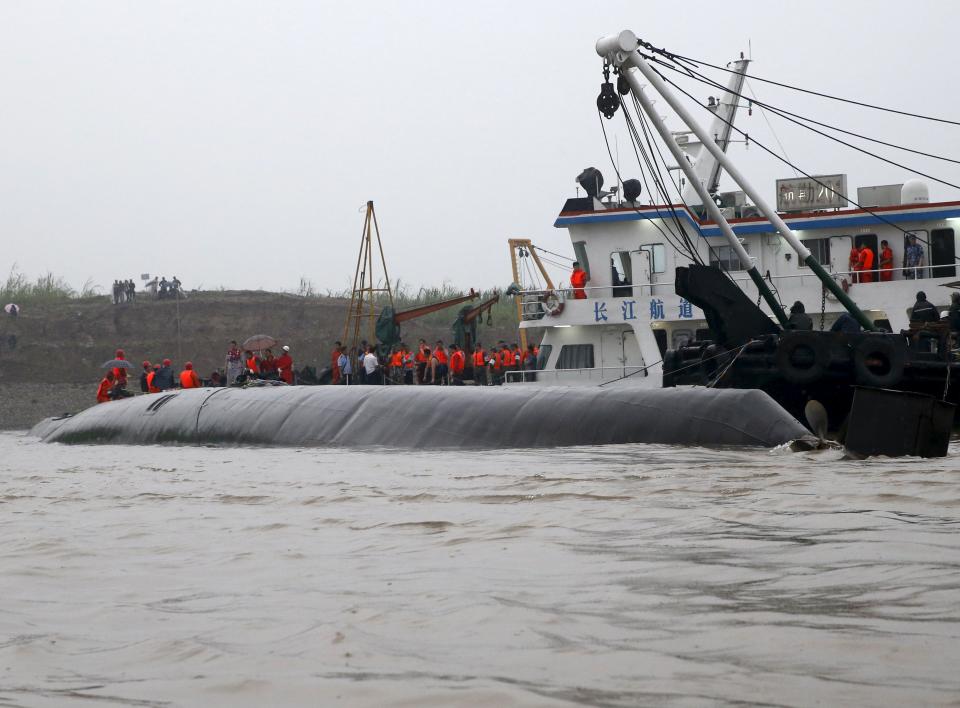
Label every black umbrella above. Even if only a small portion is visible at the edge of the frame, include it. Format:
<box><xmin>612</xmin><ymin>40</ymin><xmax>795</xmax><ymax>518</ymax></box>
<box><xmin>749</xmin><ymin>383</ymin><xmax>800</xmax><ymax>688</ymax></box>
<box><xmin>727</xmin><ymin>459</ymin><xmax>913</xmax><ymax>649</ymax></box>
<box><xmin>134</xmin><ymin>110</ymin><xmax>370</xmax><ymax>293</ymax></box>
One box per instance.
<box><xmin>102</xmin><ymin>358</ymin><xmax>136</xmax><ymax>369</ymax></box>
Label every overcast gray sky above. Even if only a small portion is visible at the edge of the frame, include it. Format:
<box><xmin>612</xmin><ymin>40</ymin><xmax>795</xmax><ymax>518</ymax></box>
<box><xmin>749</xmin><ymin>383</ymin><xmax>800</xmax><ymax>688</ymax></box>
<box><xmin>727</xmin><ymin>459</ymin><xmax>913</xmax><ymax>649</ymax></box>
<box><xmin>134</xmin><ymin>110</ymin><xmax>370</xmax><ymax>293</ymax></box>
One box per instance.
<box><xmin>2</xmin><ymin>1</ymin><xmax>958</xmax><ymax>295</ymax></box>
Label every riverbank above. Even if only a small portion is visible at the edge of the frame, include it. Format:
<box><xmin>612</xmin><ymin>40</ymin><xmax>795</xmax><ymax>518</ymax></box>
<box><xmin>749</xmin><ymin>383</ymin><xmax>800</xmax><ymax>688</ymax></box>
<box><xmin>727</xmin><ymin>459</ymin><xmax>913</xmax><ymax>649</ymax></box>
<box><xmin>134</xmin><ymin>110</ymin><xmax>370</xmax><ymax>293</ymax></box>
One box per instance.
<box><xmin>0</xmin><ymin>383</ymin><xmax>93</xmax><ymax>430</ymax></box>
<box><xmin>0</xmin><ymin>289</ymin><xmax>527</xmax><ymax>386</ymax></box>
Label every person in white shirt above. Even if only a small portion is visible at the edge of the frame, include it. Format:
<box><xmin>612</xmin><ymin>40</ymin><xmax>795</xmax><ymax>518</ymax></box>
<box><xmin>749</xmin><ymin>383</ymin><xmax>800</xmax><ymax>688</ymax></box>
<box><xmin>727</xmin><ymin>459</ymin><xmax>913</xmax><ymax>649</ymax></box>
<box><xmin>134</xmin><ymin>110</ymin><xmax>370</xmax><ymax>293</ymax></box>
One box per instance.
<box><xmin>362</xmin><ymin>345</ymin><xmax>380</xmax><ymax>385</ymax></box>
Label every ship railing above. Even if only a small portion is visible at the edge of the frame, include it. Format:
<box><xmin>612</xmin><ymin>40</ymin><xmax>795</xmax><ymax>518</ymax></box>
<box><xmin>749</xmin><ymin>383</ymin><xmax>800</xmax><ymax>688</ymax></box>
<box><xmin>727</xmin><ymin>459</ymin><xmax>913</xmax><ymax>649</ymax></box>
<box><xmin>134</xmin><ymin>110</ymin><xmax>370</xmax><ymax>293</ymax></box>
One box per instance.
<box><xmin>504</xmin><ymin>365</ymin><xmax>648</xmax><ymax>384</ymax></box>
<box><xmin>518</xmin><ymin>283</ymin><xmax>659</xmax><ymax>321</ymax></box>
<box><xmin>728</xmin><ymin>264</ymin><xmax>942</xmax><ymax>285</ymax></box>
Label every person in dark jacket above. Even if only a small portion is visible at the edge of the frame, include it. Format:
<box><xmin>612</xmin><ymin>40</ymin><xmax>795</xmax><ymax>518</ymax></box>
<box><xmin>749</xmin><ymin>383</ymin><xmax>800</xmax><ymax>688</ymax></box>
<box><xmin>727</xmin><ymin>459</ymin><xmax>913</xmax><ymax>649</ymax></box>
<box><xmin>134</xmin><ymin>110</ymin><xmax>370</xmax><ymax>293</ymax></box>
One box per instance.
<box><xmin>787</xmin><ymin>301</ymin><xmax>813</xmax><ymax>331</ymax></box>
<box><xmin>910</xmin><ymin>291</ymin><xmax>939</xmax><ymax>324</ymax></box>
<box><xmin>152</xmin><ymin>358</ymin><xmax>176</xmax><ymax>390</ymax></box>
<box><xmin>830</xmin><ymin>312</ymin><xmax>862</xmax><ymax>334</ymax></box>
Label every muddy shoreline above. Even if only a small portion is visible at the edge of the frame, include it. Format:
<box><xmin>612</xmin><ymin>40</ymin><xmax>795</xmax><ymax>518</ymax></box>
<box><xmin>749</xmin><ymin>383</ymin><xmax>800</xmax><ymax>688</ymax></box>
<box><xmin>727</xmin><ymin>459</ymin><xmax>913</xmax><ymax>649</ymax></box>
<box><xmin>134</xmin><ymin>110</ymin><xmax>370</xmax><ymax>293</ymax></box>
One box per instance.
<box><xmin>0</xmin><ymin>383</ymin><xmax>95</xmax><ymax>430</ymax></box>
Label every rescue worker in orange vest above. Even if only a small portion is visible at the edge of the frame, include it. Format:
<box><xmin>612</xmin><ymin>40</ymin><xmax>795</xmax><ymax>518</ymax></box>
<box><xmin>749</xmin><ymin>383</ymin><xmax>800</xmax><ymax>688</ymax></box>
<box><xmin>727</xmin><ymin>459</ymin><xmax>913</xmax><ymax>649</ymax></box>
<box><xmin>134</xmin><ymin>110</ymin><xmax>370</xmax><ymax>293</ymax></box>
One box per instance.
<box><xmin>245</xmin><ymin>350</ymin><xmax>260</xmax><ymax>377</ymax></box>
<box><xmin>489</xmin><ymin>346</ymin><xmax>503</xmax><ymax>385</ymax></box>
<box><xmin>570</xmin><ymin>261</ymin><xmax>589</xmax><ymax>299</ymax></box>
<box><xmin>434</xmin><ymin>341</ymin><xmax>449</xmax><ymax>385</ymax></box>
<box><xmin>146</xmin><ymin>364</ymin><xmax>161</xmax><ymax>393</ymax></box>
<box><xmin>179</xmin><ymin>362</ymin><xmax>201</xmax><ymax>389</ymax></box>
<box><xmin>112</xmin><ymin>348</ymin><xmax>128</xmax><ymax>389</ymax></box>
<box><xmin>849</xmin><ymin>246</ymin><xmax>860</xmax><ymax>284</ymax></box>
<box><xmin>415</xmin><ymin>340</ymin><xmax>429</xmax><ymax>384</ymax></box>
<box><xmin>96</xmin><ymin>370</ymin><xmax>116</xmax><ymax>403</ymax></box>
<box><xmin>389</xmin><ymin>347</ymin><xmax>404</xmax><ymax>383</ymax></box>
<box><xmin>139</xmin><ymin>361</ymin><xmax>152</xmax><ymax>393</ymax></box>
<box><xmin>500</xmin><ymin>344</ymin><xmax>516</xmax><ymax>383</ymax></box>
<box><xmin>857</xmin><ymin>244</ymin><xmax>875</xmax><ymax>284</ymax></box>
<box><xmin>276</xmin><ymin>345</ymin><xmax>294</xmax><ymax>384</ymax></box>
<box><xmin>472</xmin><ymin>344</ymin><xmax>487</xmax><ymax>386</ymax></box>
<box><xmin>879</xmin><ymin>239</ymin><xmax>894</xmax><ymax>282</ymax></box>
<box><xmin>449</xmin><ymin>344</ymin><xmax>466</xmax><ymax>385</ymax></box>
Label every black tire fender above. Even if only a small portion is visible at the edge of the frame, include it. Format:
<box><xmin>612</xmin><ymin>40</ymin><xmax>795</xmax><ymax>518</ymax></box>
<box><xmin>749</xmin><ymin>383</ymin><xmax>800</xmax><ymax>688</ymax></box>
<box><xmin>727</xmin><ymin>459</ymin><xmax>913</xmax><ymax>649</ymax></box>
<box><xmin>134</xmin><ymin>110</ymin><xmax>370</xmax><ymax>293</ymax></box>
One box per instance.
<box><xmin>776</xmin><ymin>332</ymin><xmax>830</xmax><ymax>385</ymax></box>
<box><xmin>852</xmin><ymin>335</ymin><xmax>907</xmax><ymax>388</ymax></box>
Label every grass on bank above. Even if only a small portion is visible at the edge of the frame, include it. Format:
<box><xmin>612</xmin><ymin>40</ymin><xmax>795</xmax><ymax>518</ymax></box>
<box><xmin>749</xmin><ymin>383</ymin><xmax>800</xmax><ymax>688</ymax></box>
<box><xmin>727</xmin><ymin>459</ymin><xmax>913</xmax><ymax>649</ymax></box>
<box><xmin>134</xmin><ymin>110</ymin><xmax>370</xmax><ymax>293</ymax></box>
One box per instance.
<box><xmin>0</xmin><ymin>268</ymin><xmax>519</xmax><ymax>330</ymax></box>
<box><xmin>0</xmin><ymin>266</ymin><xmax>100</xmax><ymax>304</ymax></box>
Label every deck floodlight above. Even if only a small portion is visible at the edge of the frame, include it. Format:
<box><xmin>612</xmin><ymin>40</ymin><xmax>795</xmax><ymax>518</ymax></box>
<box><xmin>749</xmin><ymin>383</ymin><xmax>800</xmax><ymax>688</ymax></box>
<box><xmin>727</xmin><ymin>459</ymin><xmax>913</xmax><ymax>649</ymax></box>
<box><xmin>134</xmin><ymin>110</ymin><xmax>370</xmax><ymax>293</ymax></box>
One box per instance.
<box><xmin>623</xmin><ymin>179</ymin><xmax>642</xmax><ymax>202</ymax></box>
<box><xmin>577</xmin><ymin>167</ymin><xmax>604</xmax><ymax>198</ymax></box>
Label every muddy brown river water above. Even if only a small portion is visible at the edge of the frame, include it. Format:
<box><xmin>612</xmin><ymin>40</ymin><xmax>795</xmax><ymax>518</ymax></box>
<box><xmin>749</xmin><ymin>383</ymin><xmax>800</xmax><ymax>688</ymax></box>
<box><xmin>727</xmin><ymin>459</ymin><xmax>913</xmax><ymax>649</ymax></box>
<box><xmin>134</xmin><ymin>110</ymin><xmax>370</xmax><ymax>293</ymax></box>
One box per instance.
<box><xmin>0</xmin><ymin>431</ymin><xmax>958</xmax><ymax>706</ymax></box>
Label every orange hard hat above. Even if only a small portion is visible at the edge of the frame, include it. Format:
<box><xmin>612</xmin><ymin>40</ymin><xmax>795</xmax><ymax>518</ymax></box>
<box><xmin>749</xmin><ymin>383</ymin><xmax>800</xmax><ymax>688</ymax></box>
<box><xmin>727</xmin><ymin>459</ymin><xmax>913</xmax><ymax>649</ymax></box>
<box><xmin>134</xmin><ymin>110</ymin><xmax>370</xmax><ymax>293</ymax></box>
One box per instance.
<box><xmin>185</xmin><ymin>362</ymin><xmax>193</xmax><ymax>370</ymax></box>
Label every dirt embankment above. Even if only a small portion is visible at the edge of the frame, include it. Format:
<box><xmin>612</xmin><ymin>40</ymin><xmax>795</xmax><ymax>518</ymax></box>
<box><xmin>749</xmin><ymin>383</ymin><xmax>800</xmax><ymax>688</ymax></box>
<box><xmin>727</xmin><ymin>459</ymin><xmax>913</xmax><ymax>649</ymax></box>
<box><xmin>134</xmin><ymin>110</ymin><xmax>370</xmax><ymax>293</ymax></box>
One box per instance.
<box><xmin>0</xmin><ymin>291</ymin><xmax>525</xmax><ymax>429</ymax></box>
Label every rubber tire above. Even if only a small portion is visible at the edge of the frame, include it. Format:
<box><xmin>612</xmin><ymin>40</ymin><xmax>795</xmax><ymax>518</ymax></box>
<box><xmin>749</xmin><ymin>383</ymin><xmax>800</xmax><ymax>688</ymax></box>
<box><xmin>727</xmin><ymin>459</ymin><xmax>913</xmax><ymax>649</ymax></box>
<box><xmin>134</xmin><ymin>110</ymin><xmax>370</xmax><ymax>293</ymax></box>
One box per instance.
<box><xmin>852</xmin><ymin>335</ymin><xmax>906</xmax><ymax>388</ymax></box>
<box><xmin>776</xmin><ymin>332</ymin><xmax>830</xmax><ymax>385</ymax></box>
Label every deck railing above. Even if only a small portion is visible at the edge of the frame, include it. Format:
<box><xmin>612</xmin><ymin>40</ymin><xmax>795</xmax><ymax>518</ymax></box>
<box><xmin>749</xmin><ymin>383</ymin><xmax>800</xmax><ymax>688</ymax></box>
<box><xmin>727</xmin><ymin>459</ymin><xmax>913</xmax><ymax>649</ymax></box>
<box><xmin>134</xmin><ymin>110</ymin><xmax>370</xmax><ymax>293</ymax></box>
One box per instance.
<box><xmin>504</xmin><ymin>365</ymin><xmax>648</xmax><ymax>384</ymax></box>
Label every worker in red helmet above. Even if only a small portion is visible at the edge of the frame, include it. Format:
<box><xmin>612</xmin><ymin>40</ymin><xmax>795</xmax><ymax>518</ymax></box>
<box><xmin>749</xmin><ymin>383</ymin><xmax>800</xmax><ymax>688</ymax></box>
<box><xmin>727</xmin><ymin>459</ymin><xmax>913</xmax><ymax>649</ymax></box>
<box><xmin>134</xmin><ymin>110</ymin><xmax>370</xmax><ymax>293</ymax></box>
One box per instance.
<box><xmin>139</xmin><ymin>361</ymin><xmax>152</xmax><ymax>392</ymax></box>
<box><xmin>276</xmin><ymin>345</ymin><xmax>294</xmax><ymax>385</ymax></box>
<box><xmin>179</xmin><ymin>361</ymin><xmax>201</xmax><ymax>389</ymax></box>
<box><xmin>112</xmin><ymin>348</ymin><xmax>128</xmax><ymax>389</ymax></box>
<box><xmin>153</xmin><ymin>358</ymin><xmax>175</xmax><ymax>390</ymax></box>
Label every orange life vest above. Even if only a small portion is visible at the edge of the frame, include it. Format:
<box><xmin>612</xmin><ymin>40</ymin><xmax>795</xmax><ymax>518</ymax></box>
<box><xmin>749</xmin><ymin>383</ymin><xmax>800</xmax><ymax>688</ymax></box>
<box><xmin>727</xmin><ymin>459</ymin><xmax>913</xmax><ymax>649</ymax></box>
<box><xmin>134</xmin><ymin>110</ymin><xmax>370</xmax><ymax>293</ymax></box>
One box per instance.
<box><xmin>390</xmin><ymin>352</ymin><xmax>403</xmax><ymax>368</ymax></box>
<box><xmin>472</xmin><ymin>350</ymin><xmax>486</xmax><ymax>367</ymax></box>
<box><xmin>450</xmin><ymin>350</ymin><xmax>465</xmax><ymax>374</ymax></box>
<box><xmin>96</xmin><ymin>377</ymin><xmax>113</xmax><ymax>403</ymax></box>
<box><xmin>246</xmin><ymin>356</ymin><xmax>259</xmax><ymax>373</ymax></box>
<box><xmin>146</xmin><ymin>371</ymin><xmax>159</xmax><ymax>393</ymax></box>
<box><xmin>435</xmin><ymin>348</ymin><xmax>448</xmax><ymax>365</ymax></box>
<box><xmin>179</xmin><ymin>370</ymin><xmax>200</xmax><ymax>388</ymax></box>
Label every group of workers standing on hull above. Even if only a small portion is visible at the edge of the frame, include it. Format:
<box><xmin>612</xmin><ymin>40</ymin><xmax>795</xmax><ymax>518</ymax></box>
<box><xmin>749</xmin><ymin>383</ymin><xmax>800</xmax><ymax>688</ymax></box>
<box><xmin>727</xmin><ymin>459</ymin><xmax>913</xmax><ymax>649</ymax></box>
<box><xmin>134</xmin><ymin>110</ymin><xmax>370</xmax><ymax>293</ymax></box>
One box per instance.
<box><xmin>95</xmin><ymin>341</ymin><xmax>296</xmax><ymax>403</ymax></box>
<box><xmin>328</xmin><ymin>339</ymin><xmax>540</xmax><ymax>386</ymax></box>
<box><xmin>226</xmin><ymin>342</ymin><xmax>295</xmax><ymax>385</ymax></box>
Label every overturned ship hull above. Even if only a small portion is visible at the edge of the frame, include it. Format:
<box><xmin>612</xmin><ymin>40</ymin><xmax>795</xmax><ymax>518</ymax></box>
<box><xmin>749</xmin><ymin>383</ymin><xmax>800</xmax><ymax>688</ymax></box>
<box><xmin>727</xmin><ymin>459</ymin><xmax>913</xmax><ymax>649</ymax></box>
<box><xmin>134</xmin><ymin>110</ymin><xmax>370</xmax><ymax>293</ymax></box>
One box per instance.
<box><xmin>32</xmin><ymin>385</ymin><xmax>809</xmax><ymax>449</ymax></box>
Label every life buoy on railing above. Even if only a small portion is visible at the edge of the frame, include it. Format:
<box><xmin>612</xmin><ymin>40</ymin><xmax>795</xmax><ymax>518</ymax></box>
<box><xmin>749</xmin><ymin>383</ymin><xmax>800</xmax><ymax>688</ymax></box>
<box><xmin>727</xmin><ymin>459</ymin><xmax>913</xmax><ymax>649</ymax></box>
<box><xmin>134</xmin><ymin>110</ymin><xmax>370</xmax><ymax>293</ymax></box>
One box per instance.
<box><xmin>824</xmin><ymin>276</ymin><xmax>851</xmax><ymax>301</ymax></box>
<box><xmin>542</xmin><ymin>290</ymin><xmax>566</xmax><ymax>317</ymax></box>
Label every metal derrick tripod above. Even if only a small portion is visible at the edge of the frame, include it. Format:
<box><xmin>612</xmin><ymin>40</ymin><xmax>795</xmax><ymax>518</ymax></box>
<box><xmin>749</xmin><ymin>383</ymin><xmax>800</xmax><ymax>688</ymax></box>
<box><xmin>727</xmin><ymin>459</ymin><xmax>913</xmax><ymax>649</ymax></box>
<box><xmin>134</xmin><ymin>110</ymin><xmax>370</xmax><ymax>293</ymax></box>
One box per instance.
<box><xmin>343</xmin><ymin>201</ymin><xmax>394</xmax><ymax>354</ymax></box>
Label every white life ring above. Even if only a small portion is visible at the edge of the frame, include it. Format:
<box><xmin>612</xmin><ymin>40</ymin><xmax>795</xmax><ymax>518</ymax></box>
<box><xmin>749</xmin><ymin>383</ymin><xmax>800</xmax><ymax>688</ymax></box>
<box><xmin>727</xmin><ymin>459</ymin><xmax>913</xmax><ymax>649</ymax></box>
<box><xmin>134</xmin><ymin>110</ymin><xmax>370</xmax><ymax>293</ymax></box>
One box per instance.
<box><xmin>542</xmin><ymin>290</ymin><xmax>566</xmax><ymax>316</ymax></box>
<box><xmin>824</xmin><ymin>276</ymin><xmax>850</xmax><ymax>301</ymax></box>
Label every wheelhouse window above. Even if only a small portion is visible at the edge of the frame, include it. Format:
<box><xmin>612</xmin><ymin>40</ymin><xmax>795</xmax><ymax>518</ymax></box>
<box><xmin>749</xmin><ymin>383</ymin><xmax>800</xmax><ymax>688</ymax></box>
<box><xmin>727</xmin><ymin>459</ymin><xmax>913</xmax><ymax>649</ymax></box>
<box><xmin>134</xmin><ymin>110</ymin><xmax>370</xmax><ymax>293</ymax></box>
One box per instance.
<box><xmin>556</xmin><ymin>344</ymin><xmax>594</xmax><ymax>370</ymax></box>
<box><xmin>610</xmin><ymin>251</ymin><xmax>633</xmax><ymax>297</ymax></box>
<box><xmin>709</xmin><ymin>243</ymin><xmax>749</xmax><ymax>271</ymax></box>
<box><xmin>639</xmin><ymin>243</ymin><xmax>666</xmax><ymax>273</ymax></box>
<box><xmin>801</xmin><ymin>237</ymin><xmax>831</xmax><ymax>268</ymax></box>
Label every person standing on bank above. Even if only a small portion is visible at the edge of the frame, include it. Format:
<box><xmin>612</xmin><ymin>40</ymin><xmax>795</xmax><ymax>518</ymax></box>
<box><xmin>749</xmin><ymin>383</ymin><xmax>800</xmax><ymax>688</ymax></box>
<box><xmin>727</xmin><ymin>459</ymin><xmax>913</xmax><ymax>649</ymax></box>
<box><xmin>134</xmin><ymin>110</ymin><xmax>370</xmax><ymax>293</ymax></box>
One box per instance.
<box><xmin>570</xmin><ymin>261</ymin><xmax>589</xmax><ymax>299</ymax></box>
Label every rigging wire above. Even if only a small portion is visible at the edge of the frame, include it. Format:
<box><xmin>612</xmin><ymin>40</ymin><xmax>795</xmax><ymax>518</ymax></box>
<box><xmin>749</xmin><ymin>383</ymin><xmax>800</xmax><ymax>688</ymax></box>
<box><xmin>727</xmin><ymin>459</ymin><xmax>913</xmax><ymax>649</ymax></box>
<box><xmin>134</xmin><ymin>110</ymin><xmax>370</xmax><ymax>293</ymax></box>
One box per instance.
<box><xmin>597</xmin><ymin>110</ymin><xmax>701</xmax><ymax>262</ymax></box>
<box><xmin>530</xmin><ymin>245</ymin><xmax>575</xmax><ymax>263</ymax></box>
<box><xmin>648</xmin><ymin>66</ymin><xmax>960</xmax><ymax>262</ymax></box>
<box><xmin>745</xmin><ymin>79</ymin><xmax>798</xmax><ymax>177</ymax></box>
<box><xmin>628</xmin><ymin>93</ymin><xmax>735</xmax><ymax>268</ymax></box>
<box><xmin>649</xmin><ymin>55</ymin><xmax>960</xmax><ymax>187</ymax></box>
<box><xmin>639</xmin><ymin>44</ymin><xmax>960</xmax><ymax>128</ymax></box>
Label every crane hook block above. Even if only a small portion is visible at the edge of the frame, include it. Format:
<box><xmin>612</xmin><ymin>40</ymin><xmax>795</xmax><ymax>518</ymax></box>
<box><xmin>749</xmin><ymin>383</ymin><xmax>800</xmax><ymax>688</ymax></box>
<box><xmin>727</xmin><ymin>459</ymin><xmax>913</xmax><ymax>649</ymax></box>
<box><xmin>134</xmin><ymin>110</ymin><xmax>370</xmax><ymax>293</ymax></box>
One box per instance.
<box><xmin>597</xmin><ymin>81</ymin><xmax>620</xmax><ymax>119</ymax></box>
